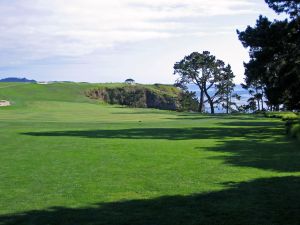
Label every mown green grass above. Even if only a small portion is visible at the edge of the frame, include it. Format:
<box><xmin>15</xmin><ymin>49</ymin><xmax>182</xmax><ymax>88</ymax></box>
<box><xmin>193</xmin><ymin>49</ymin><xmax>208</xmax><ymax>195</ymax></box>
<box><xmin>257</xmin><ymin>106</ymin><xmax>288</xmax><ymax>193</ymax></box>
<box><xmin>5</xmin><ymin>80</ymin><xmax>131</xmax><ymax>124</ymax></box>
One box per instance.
<box><xmin>0</xmin><ymin>83</ymin><xmax>300</xmax><ymax>225</ymax></box>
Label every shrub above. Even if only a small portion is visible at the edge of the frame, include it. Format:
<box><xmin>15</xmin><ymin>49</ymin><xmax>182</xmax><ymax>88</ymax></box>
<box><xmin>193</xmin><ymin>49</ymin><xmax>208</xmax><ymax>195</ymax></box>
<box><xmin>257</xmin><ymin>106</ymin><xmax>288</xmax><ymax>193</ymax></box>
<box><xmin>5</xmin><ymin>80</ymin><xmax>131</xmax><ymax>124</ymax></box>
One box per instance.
<box><xmin>265</xmin><ymin>112</ymin><xmax>300</xmax><ymax>140</ymax></box>
<box><xmin>177</xmin><ymin>91</ymin><xmax>199</xmax><ymax>112</ymax></box>
<box><xmin>290</xmin><ymin>123</ymin><xmax>300</xmax><ymax>140</ymax></box>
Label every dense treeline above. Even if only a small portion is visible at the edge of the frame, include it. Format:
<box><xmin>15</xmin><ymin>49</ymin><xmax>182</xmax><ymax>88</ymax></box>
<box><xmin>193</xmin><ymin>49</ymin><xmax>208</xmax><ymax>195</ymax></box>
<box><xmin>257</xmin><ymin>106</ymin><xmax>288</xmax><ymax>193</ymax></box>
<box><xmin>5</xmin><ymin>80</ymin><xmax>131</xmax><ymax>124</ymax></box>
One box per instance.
<box><xmin>238</xmin><ymin>0</ymin><xmax>300</xmax><ymax>111</ymax></box>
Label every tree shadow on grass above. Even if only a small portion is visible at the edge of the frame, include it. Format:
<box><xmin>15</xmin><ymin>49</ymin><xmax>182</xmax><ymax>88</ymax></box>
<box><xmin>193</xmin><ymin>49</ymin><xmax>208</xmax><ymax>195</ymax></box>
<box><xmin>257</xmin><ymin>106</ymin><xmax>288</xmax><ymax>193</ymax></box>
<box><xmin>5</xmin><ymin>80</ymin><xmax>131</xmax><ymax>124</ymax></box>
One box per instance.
<box><xmin>200</xmin><ymin>120</ymin><xmax>300</xmax><ymax>172</ymax></box>
<box><xmin>111</xmin><ymin>111</ymin><xmax>175</xmax><ymax>115</ymax></box>
<box><xmin>167</xmin><ymin>114</ymin><xmax>266</xmax><ymax>121</ymax></box>
<box><xmin>22</xmin><ymin>121</ymin><xmax>282</xmax><ymax>141</ymax></box>
<box><xmin>22</xmin><ymin>120</ymin><xmax>300</xmax><ymax>172</ymax></box>
<box><xmin>218</xmin><ymin>120</ymin><xmax>284</xmax><ymax>127</ymax></box>
<box><xmin>1</xmin><ymin>176</ymin><xmax>299</xmax><ymax>225</ymax></box>
<box><xmin>201</xmin><ymin>138</ymin><xmax>300</xmax><ymax>172</ymax></box>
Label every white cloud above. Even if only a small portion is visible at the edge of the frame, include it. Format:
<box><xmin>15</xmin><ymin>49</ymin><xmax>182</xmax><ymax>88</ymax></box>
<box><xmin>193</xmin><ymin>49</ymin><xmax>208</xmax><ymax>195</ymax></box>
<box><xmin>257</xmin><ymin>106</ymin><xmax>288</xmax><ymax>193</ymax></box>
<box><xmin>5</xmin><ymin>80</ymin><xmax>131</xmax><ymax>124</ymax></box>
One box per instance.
<box><xmin>0</xmin><ymin>0</ymin><xmax>260</xmax><ymax>64</ymax></box>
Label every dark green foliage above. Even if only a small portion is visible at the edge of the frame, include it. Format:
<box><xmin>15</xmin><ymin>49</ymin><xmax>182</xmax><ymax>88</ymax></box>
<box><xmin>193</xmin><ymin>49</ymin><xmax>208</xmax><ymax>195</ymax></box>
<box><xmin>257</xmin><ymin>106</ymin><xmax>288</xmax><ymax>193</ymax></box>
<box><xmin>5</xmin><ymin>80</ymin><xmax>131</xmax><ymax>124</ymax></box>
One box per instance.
<box><xmin>216</xmin><ymin>65</ymin><xmax>240</xmax><ymax>113</ymax></box>
<box><xmin>177</xmin><ymin>91</ymin><xmax>199</xmax><ymax>112</ymax></box>
<box><xmin>241</xmin><ymin>82</ymin><xmax>266</xmax><ymax>112</ymax></box>
<box><xmin>265</xmin><ymin>0</ymin><xmax>300</xmax><ymax>18</ymax></box>
<box><xmin>238</xmin><ymin>1</ymin><xmax>300</xmax><ymax>110</ymax></box>
<box><xmin>174</xmin><ymin>51</ymin><xmax>218</xmax><ymax>113</ymax></box>
<box><xmin>174</xmin><ymin>51</ymin><xmax>237</xmax><ymax>114</ymax></box>
<box><xmin>125</xmin><ymin>78</ymin><xmax>135</xmax><ymax>84</ymax></box>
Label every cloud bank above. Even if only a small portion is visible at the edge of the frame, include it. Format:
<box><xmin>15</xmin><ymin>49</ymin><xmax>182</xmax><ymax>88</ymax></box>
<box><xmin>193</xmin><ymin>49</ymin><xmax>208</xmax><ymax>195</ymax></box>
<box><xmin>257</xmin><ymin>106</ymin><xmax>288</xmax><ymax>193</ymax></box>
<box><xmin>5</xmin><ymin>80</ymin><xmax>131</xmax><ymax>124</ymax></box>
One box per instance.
<box><xmin>0</xmin><ymin>0</ymin><xmax>260</xmax><ymax>65</ymax></box>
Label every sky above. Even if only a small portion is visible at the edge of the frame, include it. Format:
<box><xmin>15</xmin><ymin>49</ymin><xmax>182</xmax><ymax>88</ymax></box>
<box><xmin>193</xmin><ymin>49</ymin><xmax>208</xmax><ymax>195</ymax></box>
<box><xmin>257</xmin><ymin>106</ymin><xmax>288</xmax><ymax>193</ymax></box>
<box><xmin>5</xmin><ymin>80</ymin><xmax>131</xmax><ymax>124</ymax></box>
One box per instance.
<box><xmin>0</xmin><ymin>0</ymin><xmax>281</xmax><ymax>84</ymax></box>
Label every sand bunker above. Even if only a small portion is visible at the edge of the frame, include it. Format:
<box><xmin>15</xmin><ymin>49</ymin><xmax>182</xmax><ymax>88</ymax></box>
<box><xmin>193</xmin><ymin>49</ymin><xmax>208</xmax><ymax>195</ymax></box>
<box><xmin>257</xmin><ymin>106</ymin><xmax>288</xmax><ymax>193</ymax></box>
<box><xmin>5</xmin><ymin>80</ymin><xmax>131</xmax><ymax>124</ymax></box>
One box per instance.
<box><xmin>0</xmin><ymin>100</ymin><xmax>11</xmax><ymax>107</ymax></box>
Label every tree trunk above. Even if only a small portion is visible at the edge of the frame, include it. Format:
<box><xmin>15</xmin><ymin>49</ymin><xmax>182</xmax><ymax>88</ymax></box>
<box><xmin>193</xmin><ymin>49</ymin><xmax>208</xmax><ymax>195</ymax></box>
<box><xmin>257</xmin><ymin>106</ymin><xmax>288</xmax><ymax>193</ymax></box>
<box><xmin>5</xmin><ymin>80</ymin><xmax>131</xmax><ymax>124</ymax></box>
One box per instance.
<box><xmin>226</xmin><ymin>87</ymin><xmax>230</xmax><ymax>114</ymax></box>
<box><xmin>198</xmin><ymin>89</ymin><xmax>204</xmax><ymax>113</ymax></box>
<box><xmin>261</xmin><ymin>89</ymin><xmax>265</xmax><ymax>110</ymax></box>
<box><xmin>255</xmin><ymin>87</ymin><xmax>260</xmax><ymax>111</ymax></box>
<box><xmin>226</xmin><ymin>102</ymin><xmax>229</xmax><ymax>114</ymax></box>
<box><xmin>209</xmin><ymin>100</ymin><xmax>215</xmax><ymax>114</ymax></box>
<box><xmin>204</xmin><ymin>88</ymin><xmax>214</xmax><ymax>114</ymax></box>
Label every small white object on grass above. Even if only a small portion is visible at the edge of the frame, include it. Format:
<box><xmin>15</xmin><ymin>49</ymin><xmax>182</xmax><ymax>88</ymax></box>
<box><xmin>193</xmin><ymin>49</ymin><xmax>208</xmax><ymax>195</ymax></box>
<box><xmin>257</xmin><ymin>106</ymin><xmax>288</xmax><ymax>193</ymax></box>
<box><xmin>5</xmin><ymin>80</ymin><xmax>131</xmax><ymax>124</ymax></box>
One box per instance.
<box><xmin>0</xmin><ymin>100</ymin><xmax>11</xmax><ymax>107</ymax></box>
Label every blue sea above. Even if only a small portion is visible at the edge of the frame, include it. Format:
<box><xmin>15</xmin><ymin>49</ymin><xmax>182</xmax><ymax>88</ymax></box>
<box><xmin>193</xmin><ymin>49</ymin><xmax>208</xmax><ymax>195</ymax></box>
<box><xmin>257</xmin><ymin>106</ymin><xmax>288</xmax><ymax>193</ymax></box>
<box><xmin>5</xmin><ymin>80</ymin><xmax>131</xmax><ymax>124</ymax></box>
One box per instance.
<box><xmin>188</xmin><ymin>84</ymin><xmax>250</xmax><ymax>113</ymax></box>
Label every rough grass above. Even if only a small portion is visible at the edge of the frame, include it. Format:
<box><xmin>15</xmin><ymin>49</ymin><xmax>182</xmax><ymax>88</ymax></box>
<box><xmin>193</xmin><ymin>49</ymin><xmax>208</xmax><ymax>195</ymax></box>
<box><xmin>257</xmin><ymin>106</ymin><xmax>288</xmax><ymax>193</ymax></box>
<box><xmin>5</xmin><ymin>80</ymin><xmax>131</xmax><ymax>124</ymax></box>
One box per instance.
<box><xmin>0</xmin><ymin>83</ymin><xmax>300</xmax><ymax>225</ymax></box>
<box><xmin>290</xmin><ymin>123</ymin><xmax>300</xmax><ymax>139</ymax></box>
<box><xmin>265</xmin><ymin>111</ymin><xmax>299</xmax><ymax>120</ymax></box>
<box><xmin>264</xmin><ymin>111</ymin><xmax>300</xmax><ymax>140</ymax></box>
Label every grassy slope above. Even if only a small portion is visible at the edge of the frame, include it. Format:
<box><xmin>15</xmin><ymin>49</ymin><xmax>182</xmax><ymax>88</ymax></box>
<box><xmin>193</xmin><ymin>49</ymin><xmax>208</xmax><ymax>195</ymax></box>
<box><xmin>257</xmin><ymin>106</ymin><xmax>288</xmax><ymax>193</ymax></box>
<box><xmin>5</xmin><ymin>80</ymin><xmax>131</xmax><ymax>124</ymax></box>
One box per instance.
<box><xmin>0</xmin><ymin>83</ymin><xmax>300</xmax><ymax>225</ymax></box>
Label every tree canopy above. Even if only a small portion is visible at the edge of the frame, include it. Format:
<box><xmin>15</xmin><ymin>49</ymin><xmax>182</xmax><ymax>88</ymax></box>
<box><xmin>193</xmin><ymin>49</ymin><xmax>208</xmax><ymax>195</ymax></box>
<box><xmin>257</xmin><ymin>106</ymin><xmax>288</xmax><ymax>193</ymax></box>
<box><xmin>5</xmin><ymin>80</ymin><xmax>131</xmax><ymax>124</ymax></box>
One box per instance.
<box><xmin>265</xmin><ymin>0</ymin><xmax>300</xmax><ymax>18</ymax></box>
<box><xmin>238</xmin><ymin>0</ymin><xmax>300</xmax><ymax>110</ymax></box>
<box><xmin>174</xmin><ymin>51</ymin><xmax>237</xmax><ymax>114</ymax></box>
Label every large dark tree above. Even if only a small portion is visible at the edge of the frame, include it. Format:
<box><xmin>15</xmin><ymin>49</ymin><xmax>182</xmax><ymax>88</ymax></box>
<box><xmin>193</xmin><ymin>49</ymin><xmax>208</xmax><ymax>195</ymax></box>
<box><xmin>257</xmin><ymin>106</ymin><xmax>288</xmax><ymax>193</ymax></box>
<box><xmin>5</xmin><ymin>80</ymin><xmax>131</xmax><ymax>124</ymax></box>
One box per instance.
<box><xmin>265</xmin><ymin>0</ymin><xmax>300</xmax><ymax>18</ymax></box>
<box><xmin>174</xmin><ymin>51</ymin><xmax>236</xmax><ymax>114</ymax></box>
<box><xmin>238</xmin><ymin>0</ymin><xmax>300</xmax><ymax>110</ymax></box>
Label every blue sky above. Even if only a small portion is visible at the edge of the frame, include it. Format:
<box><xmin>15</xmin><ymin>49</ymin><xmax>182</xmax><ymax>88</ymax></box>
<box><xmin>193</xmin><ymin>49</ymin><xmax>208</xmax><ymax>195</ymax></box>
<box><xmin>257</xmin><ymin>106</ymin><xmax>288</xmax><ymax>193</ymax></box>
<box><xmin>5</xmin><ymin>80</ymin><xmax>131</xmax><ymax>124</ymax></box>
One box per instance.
<box><xmin>0</xmin><ymin>0</ymin><xmax>280</xmax><ymax>83</ymax></box>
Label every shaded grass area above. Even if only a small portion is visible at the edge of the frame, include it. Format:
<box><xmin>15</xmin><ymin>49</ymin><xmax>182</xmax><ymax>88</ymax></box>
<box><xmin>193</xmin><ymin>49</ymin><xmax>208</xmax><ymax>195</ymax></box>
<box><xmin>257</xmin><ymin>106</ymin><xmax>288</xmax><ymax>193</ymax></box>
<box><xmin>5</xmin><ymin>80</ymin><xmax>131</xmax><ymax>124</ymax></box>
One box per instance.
<box><xmin>23</xmin><ymin>125</ymin><xmax>279</xmax><ymax>140</ymax></box>
<box><xmin>23</xmin><ymin>120</ymin><xmax>300</xmax><ymax>173</ymax></box>
<box><xmin>1</xmin><ymin>176</ymin><xmax>299</xmax><ymax>225</ymax></box>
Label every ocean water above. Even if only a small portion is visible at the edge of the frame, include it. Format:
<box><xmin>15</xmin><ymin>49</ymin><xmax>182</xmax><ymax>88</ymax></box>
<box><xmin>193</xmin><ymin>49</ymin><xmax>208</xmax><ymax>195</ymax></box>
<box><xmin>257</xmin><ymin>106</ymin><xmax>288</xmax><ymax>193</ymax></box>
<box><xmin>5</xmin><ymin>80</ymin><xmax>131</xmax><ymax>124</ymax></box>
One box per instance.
<box><xmin>188</xmin><ymin>84</ymin><xmax>250</xmax><ymax>113</ymax></box>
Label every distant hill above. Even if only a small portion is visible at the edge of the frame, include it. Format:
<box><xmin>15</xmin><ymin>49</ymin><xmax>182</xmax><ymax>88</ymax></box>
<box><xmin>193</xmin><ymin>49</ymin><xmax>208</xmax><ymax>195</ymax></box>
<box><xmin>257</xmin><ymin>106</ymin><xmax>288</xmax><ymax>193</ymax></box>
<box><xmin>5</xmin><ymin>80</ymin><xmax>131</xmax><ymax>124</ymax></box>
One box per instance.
<box><xmin>0</xmin><ymin>77</ymin><xmax>36</xmax><ymax>83</ymax></box>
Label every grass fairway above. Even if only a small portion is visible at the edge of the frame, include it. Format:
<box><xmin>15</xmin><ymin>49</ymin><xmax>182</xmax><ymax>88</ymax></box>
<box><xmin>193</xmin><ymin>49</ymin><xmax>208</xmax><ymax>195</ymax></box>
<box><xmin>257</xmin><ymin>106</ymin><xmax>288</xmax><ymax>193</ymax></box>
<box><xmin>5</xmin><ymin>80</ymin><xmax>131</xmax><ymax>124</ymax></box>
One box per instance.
<box><xmin>0</xmin><ymin>83</ymin><xmax>300</xmax><ymax>225</ymax></box>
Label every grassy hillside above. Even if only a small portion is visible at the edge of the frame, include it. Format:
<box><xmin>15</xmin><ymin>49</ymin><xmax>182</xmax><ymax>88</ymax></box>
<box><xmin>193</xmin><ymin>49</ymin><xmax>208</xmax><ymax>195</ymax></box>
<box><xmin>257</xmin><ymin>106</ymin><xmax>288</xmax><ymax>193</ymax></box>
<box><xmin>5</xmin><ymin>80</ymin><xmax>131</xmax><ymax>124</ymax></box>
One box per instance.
<box><xmin>0</xmin><ymin>82</ymin><xmax>180</xmax><ymax>122</ymax></box>
<box><xmin>0</xmin><ymin>82</ymin><xmax>99</xmax><ymax>106</ymax></box>
<box><xmin>0</xmin><ymin>83</ymin><xmax>300</xmax><ymax>225</ymax></box>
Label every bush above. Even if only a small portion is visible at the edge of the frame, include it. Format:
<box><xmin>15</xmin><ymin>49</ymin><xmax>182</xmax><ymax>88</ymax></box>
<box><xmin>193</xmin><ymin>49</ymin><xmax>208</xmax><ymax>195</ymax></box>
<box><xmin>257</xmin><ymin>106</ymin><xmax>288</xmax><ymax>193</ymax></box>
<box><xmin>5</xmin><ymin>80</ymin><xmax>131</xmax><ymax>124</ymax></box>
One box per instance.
<box><xmin>290</xmin><ymin>124</ymin><xmax>300</xmax><ymax>140</ymax></box>
<box><xmin>285</xmin><ymin>119</ymin><xmax>300</xmax><ymax>141</ymax></box>
<box><xmin>265</xmin><ymin>112</ymin><xmax>299</xmax><ymax>120</ymax></box>
<box><xmin>177</xmin><ymin>91</ymin><xmax>199</xmax><ymax>112</ymax></box>
<box><xmin>265</xmin><ymin>112</ymin><xmax>300</xmax><ymax>141</ymax></box>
